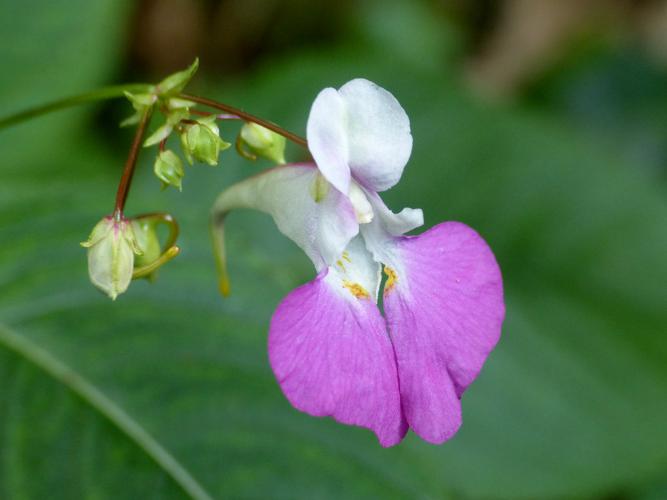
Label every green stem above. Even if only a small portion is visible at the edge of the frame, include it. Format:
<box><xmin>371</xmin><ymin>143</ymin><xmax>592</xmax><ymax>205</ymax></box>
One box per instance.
<box><xmin>0</xmin><ymin>84</ymin><xmax>151</xmax><ymax>130</ymax></box>
<box><xmin>0</xmin><ymin>323</ymin><xmax>214</xmax><ymax>500</ymax></box>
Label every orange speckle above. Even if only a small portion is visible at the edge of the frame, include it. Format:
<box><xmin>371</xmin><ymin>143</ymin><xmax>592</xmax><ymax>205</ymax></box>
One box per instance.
<box><xmin>343</xmin><ymin>280</ymin><xmax>369</xmax><ymax>299</ymax></box>
<box><xmin>383</xmin><ymin>266</ymin><xmax>398</xmax><ymax>294</ymax></box>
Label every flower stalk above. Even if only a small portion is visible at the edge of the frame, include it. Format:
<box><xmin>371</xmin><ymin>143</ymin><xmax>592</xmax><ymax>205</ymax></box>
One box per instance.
<box><xmin>114</xmin><ymin>108</ymin><xmax>153</xmax><ymax>218</ymax></box>
<box><xmin>179</xmin><ymin>93</ymin><xmax>308</xmax><ymax>149</ymax></box>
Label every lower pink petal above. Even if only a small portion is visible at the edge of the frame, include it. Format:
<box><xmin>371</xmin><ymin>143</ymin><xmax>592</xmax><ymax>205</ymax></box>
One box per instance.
<box><xmin>383</xmin><ymin>222</ymin><xmax>505</xmax><ymax>444</ymax></box>
<box><xmin>269</xmin><ymin>271</ymin><xmax>407</xmax><ymax>447</ymax></box>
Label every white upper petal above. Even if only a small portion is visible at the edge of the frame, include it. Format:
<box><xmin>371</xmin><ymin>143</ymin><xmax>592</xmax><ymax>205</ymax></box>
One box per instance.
<box><xmin>306</xmin><ymin>88</ymin><xmax>351</xmax><ymax>195</ymax></box>
<box><xmin>307</xmin><ymin>79</ymin><xmax>413</xmax><ymax>194</ymax></box>
<box><xmin>212</xmin><ymin>163</ymin><xmax>358</xmax><ymax>271</ymax></box>
<box><xmin>339</xmin><ymin>79</ymin><xmax>412</xmax><ymax>192</ymax></box>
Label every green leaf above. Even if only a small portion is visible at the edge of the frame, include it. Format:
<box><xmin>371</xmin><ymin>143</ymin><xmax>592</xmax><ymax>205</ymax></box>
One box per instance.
<box><xmin>0</xmin><ymin>324</ymin><xmax>212</xmax><ymax>500</ymax></box>
<box><xmin>0</xmin><ymin>0</ymin><xmax>132</xmax><ymax>167</ymax></box>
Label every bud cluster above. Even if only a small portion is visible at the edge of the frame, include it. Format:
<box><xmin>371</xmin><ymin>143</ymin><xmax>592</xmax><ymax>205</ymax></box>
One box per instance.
<box><xmin>81</xmin><ymin>58</ymin><xmax>291</xmax><ymax>300</ymax></box>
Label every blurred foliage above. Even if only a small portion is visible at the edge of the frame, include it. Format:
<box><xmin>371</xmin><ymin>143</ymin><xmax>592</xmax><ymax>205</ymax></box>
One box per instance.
<box><xmin>1</xmin><ymin>0</ymin><xmax>666</xmax><ymax>499</ymax></box>
<box><xmin>525</xmin><ymin>42</ymin><xmax>667</xmax><ymax>184</ymax></box>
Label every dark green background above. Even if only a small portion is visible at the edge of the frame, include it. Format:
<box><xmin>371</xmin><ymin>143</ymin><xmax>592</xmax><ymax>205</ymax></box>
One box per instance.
<box><xmin>1</xmin><ymin>1</ymin><xmax>666</xmax><ymax>498</ymax></box>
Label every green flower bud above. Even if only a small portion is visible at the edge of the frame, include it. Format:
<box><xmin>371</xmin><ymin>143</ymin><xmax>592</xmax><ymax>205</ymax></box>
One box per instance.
<box><xmin>180</xmin><ymin>117</ymin><xmax>230</xmax><ymax>166</ymax></box>
<box><xmin>131</xmin><ymin>219</ymin><xmax>161</xmax><ymax>281</ymax></box>
<box><xmin>81</xmin><ymin>217</ymin><xmax>142</xmax><ymax>300</ymax></box>
<box><xmin>155</xmin><ymin>58</ymin><xmax>199</xmax><ymax>97</ymax></box>
<box><xmin>239</xmin><ymin>122</ymin><xmax>286</xmax><ymax>164</ymax></box>
<box><xmin>153</xmin><ymin>150</ymin><xmax>184</xmax><ymax>190</ymax></box>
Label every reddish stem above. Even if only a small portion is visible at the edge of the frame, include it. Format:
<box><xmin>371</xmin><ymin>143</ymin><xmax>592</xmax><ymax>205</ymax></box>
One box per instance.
<box><xmin>180</xmin><ymin>93</ymin><xmax>308</xmax><ymax>149</ymax></box>
<box><xmin>113</xmin><ymin>109</ymin><xmax>152</xmax><ymax>218</ymax></box>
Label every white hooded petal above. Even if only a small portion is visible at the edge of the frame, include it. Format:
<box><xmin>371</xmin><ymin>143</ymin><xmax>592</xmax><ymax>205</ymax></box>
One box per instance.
<box><xmin>306</xmin><ymin>88</ymin><xmax>351</xmax><ymax>195</ymax></box>
<box><xmin>211</xmin><ymin>163</ymin><xmax>358</xmax><ymax>272</ymax></box>
<box><xmin>339</xmin><ymin>79</ymin><xmax>412</xmax><ymax>192</ymax></box>
<box><xmin>307</xmin><ymin>79</ymin><xmax>412</xmax><ymax>194</ymax></box>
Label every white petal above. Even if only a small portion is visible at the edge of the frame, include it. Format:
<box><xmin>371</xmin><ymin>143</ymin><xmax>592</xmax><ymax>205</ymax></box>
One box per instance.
<box><xmin>306</xmin><ymin>88</ymin><xmax>351</xmax><ymax>195</ymax></box>
<box><xmin>348</xmin><ymin>181</ymin><xmax>374</xmax><ymax>223</ymax></box>
<box><xmin>212</xmin><ymin>163</ymin><xmax>358</xmax><ymax>271</ymax></box>
<box><xmin>338</xmin><ymin>78</ymin><xmax>412</xmax><ymax>192</ymax></box>
<box><xmin>360</xmin><ymin>190</ymin><xmax>423</xmax><ymax>264</ymax></box>
<box><xmin>325</xmin><ymin>235</ymin><xmax>382</xmax><ymax>302</ymax></box>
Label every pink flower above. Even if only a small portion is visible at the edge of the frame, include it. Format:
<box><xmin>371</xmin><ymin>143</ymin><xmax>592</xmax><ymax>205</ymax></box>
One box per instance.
<box><xmin>212</xmin><ymin>79</ymin><xmax>505</xmax><ymax>446</ymax></box>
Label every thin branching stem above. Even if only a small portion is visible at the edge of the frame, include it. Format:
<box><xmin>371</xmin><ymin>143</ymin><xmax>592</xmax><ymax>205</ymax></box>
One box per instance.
<box><xmin>0</xmin><ymin>84</ymin><xmax>151</xmax><ymax>130</ymax></box>
<box><xmin>180</xmin><ymin>93</ymin><xmax>308</xmax><ymax>149</ymax></box>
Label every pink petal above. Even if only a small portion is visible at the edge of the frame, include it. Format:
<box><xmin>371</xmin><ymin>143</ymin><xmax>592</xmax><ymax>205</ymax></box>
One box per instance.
<box><xmin>269</xmin><ymin>271</ymin><xmax>408</xmax><ymax>447</ymax></box>
<box><xmin>383</xmin><ymin>222</ymin><xmax>505</xmax><ymax>444</ymax></box>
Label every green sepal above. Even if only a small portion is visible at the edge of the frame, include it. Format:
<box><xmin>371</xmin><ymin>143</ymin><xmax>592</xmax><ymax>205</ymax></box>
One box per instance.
<box><xmin>120</xmin><ymin>112</ymin><xmax>142</xmax><ymax>128</ymax></box>
<box><xmin>143</xmin><ymin>123</ymin><xmax>174</xmax><ymax>147</ymax></box>
<box><xmin>155</xmin><ymin>58</ymin><xmax>199</xmax><ymax>97</ymax></box>
<box><xmin>167</xmin><ymin>97</ymin><xmax>197</xmax><ymax>110</ymax></box>
<box><xmin>124</xmin><ymin>91</ymin><xmax>157</xmax><ymax>108</ymax></box>
<box><xmin>120</xmin><ymin>90</ymin><xmax>157</xmax><ymax>128</ymax></box>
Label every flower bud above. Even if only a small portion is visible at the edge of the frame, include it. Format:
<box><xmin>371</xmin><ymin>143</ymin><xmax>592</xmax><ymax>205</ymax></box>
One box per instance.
<box><xmin>239</xmin><ymin>122</ymin><xmax>286</xmax><ymax>164</ymax></box>
<box><xmin>81</xmin><ymin>217</ymin><xmax>142</xmax><ymax>300</ymax></box>
<box><xmin>180</xmin><ymin>117</ymin><xmax>230</xmax><ymax>166</ymax></box>
<box><xmin>131</xmin><ymin>219</ymin><xmax>162</xmax><ymax>281</ymax></box>
<box><xmin>153</xmin><ymin>150</ymin><xmax>184</xmax><ymax>190</ymax></box>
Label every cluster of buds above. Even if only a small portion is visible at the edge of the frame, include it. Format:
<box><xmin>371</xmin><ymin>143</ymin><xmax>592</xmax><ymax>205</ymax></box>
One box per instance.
<box><xmin>81</xmin><ymin>59</ymin><xmax>290</xmax><ymax>300</ymax></box>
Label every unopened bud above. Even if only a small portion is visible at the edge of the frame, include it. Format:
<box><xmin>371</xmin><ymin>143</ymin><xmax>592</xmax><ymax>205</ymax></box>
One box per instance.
<box><xmin>239</xmin><ymin>122</ymin><xmax>286</xmax><ymax>164</ymax></box>
<box><xmin>81</xmin><ymin>217</ymin><xmax>142</xmax><ymax>300</ymax></box>
<box><xmin>154</xmin><ymin>150</ymin><xmax>184</xmax><ymax>190</ymax></box>
<box><xmin>131</xmin><ymin>219</ymin><xmax>161</xmax><ymax>281</ymax></box>
<box><xmin>180</xmin><ymin>117</ymin><xmax>230</xmax><ymax>166</ymax></box>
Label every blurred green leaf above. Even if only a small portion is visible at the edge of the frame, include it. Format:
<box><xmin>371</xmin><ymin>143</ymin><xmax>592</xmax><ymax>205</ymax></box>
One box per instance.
<box><xmin>0</xmin><ymin>0</ymin><xmax>131</xmax><ymax>166</ymax></box>
<box><xmin>1</xmin><ymin>4</ymin><xmax>666</xmax><ymax>500</ymax></box>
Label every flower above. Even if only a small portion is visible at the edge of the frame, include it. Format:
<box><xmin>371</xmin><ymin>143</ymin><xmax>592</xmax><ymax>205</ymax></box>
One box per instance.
<box><xmin>212</xmin><ymin>79</ymin><xmax>505</xmax><ymax>446</ymax></box>
<box><xmin>81</xmin><ymin>216</ymin><xmax>143</xmax><ymax>300</ymax></box>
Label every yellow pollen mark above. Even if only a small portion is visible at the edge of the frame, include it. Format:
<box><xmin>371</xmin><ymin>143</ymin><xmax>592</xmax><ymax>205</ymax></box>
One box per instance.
<box><xmin>309</xmin><ymin>173</ymin><xmax>329</xmax><ymax>203</ymax></box>
<box><xmin>383</xmin><ymin>266</ymin><xmax>398</xmax><ymax>294</ymax></box>
<box><xmin>336</xmin><ymin>259</ymin><xmax>346</xmax><ymax>272</ymax></box>
<box><xmin>343</xmin><ymin>280</ymin><xmax>369</xmax><ymax>299</ymax></box>
<box><xmin>342</xmin><ymin>251</ymin><xmax>352</xmax><ymax>263</ymax></box>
